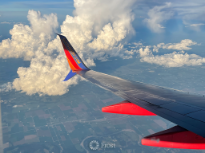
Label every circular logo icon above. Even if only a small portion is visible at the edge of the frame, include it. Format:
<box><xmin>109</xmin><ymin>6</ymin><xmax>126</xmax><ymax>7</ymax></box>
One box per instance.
<box><xmin>89</xmin><ymin>140</ymin><xmax>100</xmax><ymax>150</ymax></box>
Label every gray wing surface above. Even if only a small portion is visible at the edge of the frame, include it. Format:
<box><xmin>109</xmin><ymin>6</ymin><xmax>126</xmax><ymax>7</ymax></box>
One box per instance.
<box><xmin>77</xmin><ymin>70</ymin><xmax>205</xmax><ymax>138</ymax></box>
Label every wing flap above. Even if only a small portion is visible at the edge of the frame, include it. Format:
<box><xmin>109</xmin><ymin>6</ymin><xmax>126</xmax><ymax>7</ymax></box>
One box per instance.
<box><xmin>102</xmin><ymin>100</ymin><xmax>156</xmax><ymax>116</ymax></box>
<box><xmin>161</xmin><ymin>102</ymin><xmax>201</xmax><ymax>115</ymax></box>
<box><xmin>142</xmin><ymin>126</ymin><xmax>205</xmax><ymax>149</ymax></box>
<box><xmin>187</xmin><ymin>111</ymin><xmax>205</xmax><ymax>122</ymax></box>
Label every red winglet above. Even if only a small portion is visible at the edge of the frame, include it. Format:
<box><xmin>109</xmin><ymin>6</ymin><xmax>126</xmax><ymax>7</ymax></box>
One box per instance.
<box><xmin>102</xmin><ymin>100</ymin><xmax>156</xmax><ymax>116</ymax></box>
<box><xmin>58</xmin><ymin>34</ymin><xmax>89</xmax><ymax>72</ymax></box>
<box><xmin>142</xmin><ymin>126</ymin><xmax>205</xmax><ymax>149</ymax></box>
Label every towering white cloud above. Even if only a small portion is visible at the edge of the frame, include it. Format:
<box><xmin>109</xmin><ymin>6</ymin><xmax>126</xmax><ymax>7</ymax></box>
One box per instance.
<box><xmin>12</xmin><ymin>53</ymin><xmax>81</xmax><ymax>96</ymax></box>
<box><xmin>144</xmin><ymin>2</ymin><xmax>173</xmax><ymax>33</ymax></box>
<box><xmin>0</xmin><ymin>0</ymin><xmax>135</xmax><ymax>96</ymax></box>
<box><xmin>61</xmin><ymin>0</ymin><xmax>135</xmax><ymax>58</ymax></box>
<box><xmin>27</xmin><ymin>10</ymin><xmax>58</xmax><ymax>36</ymax></box>
<box><xmin>0</xmin><ymin>10</ymin><xmax>58</xmax><ymax>60</ymax></box>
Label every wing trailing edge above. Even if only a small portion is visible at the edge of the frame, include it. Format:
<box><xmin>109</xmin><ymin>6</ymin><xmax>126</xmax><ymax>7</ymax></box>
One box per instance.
<box><xmin>142</xmin><ymin>126</ymin><xmax>205</xmax><ymax>149</ymax></box>
<box><xmin>102</xmin><ymin>100</ymin><xmax>156</xmax><ymax>116</ymax></box>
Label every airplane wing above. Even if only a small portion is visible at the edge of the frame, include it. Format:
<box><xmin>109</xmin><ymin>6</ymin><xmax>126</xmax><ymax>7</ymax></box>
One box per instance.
<box><xmin>58</xmin><ymin>34</ymin><xmax>205</xmax><ymax>149</ymax></box>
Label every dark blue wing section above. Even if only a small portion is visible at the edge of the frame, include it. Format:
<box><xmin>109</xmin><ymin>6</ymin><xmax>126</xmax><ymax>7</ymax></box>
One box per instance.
<box><xmin>76</xmin><ymin>70</ymin><xmax>205</xmax><ymax>138</ymax></box>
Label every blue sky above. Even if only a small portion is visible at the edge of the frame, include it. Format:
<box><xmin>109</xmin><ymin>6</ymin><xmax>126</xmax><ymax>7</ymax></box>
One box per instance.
<box><xmin>1</xmin><ymin>0</ymin><xmax>205</xmax><ymax>41</ymax></box>
<box><xmin>0</xmin><ymin>0</ymin><xmax>74</xmax><ymax>39</ymax></box>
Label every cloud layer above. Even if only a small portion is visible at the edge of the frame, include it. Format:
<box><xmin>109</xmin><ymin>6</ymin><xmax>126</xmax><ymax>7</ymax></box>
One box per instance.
<box><xmin>0</xmin><ymin>0</ymin><xmax>135</xmax><ymax>95</ymax></box>
<box><xmin>142</xmin><ymin>52</ymin><xmax>205</xmax><ymax>67</ymax></box>
<box><xmin>153</xmin><ymin>39</ymin><xmax>198</xmax><ymax>52</ymax></box>
<box><xmin>144</xmin><ymin>2</ymin><xmax>173</xmax><ymax>33</ymax></box>
<box><xmin>1</xmin><ymin>0</ymin><xmax>205</xmax><ymax>96</ymax></box>
<box><xmin>61</xmin><ymin>0</ymin><xmax>134</xmax><ymax>59</ymax></box>
<box><xmin>136</xmin><ymin>40</ymin><xmax>205</xmax><ymax>67</ymax></box>
<box><xmin>143</xmin><ymin>1</ymin><xmax>205</xmax><ymax>32</ymax></box>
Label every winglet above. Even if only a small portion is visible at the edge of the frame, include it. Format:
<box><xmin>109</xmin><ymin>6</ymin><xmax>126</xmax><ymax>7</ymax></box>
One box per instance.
<box><xmin>58</xmin><ymin>34</ymin><xmax>89</xmax><ymax>81</ymax></box>
<box><xmin>58</xmin><ymin>34</ymin><xmax>89</xmax><ymax>72</ymax></box>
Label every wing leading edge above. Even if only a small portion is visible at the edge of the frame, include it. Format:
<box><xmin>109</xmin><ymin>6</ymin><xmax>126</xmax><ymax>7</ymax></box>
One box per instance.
<box><xmin>58</xmin><ymin>34</ymin><xmax>205</xmax><ymax>149</ymax></box>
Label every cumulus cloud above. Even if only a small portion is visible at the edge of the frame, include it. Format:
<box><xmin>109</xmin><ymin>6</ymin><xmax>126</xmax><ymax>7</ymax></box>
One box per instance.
<box><xmin>0</xmin><ymin>0</ymin><xmax>135</xmax><ymax>96</ymax></box>
<box><xmin>88</xmin><ymin>22</ymin><xmax>128</xmax><ymax>51</ymax></box>
<box><xmin>13</xmin><ymin>54</ymin><xmax>81</xmax><ymax>96</ymax></box>
<box><xmin>141</xmin><ymin>52</ymin><xmax>205</xmax><ymax>67</ymax></box>
<box><xmin>27</xmin><ymin>10</ymin><xmax>58</xmax><ymax>36</ymax></box>
<box><xmin>136</xmin><ymin>39</ymin><xmax>205</xmax><ymax>67</ymax></box>
<box><xmin>153</xmin><ymin>39</ymin><xmax>198</xmax><ymax>52</ymax></box>
<box><xmin>0</xmin><ymin>10</ymin><xmax>75</xmax><ymax>95</ymax></box>
<box><xmin>144</xmin><ymin>2</ymin><xmax>173</xmax><ymax>33</ymax></box>
<box><xmin>139</xmin><ymin>46</ymin><xmax>152</xmax><ymax>57</ymax></box>
<box><xmin>61</xmin><ymin>0</ymin><xmax>134</xmax><ymax>57</ymax></box>
<box><xmin>0</xmin><ymin>10</ymin><xmax>58</xmax><ymax>60</ymax></box>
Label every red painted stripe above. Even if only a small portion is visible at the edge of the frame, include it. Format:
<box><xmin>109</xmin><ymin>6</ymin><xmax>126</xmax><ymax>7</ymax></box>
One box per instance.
<box><xmin>62</xmin><ymin>44</ymin><xmax>82</xmax><ymax>70</ymax></box>
<box><xmin>142</xmin><ymin>130</ymin><xmax>205</xmax><ymax>149</ymax></box>
<box><xmin>64</xmin><ymin>50</ymin><xmax>82</xmax><ymax>70</ymax></box>
<box><xmin>102</xmin><ymin>100</ymin><xmax>156</xmax><ymax>116</ymax></box>
<box><xmin>67</xmin><ymin>57</ymin><xmax>79</xmax><ymax>71</ymax></box>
